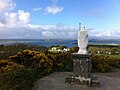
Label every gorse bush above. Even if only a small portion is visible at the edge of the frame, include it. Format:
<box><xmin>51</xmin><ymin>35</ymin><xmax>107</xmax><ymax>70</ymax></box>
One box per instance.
<box><xmin>47</xmin><ymin>52</ymin><xmax>73</xmax><ymax>71</ymax></box>
<box><xmin>8</xmin><ymin>50</ymin><xmax>66</xmax><ymax>73</ymax></box>
<box><xmin>47</xmin><ymin>53</ymin><xmax>64</xmax><ymax>71</ymax></box>
<box><xmin>0</xmin><ymin>43</ymin><xmax>48</xmax><ymax>59</ymax></box>
<box><xmin>9</xmin><ymin>50</ymin><xmax>53</xmax><ymax>73</ymax></box>
<box><xmin>0</xmin><ymin>50</ymin><xmax>59</xmax><ymax>90</ymax></box>
<box><xmin>91</xmin><ymin>55</ymin><xmax>112</xmax><ymax>72</ymax></box>
<box><xmin>0</xmin><ymin>68</ymin><xmax>34</xmax><ymax>90</ymax></box>
<box><xmin>106</xmin><ymin>56</ymin><xmax>120</xmax><ymax>68</ymax></box>
<box><xmin>0</xmin><ymin>59</ymin><xmax>23</xmax><ymax>73</ymax></box>
<box><xmin>91</xmin><ymin>55</ymin><xmax>120</xmax><ymax>72</ymax></box>
<box><xmin>69</xmin><ymin>46</ymin><xmax>79</xmax><ymax>53</ymax></box>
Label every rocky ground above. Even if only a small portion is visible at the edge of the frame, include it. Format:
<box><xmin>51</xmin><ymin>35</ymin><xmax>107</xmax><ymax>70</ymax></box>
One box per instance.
<box><xmin>32</xmin><ymin>71</ymin><xmax>120</xmax><ymax>90</ymax></box>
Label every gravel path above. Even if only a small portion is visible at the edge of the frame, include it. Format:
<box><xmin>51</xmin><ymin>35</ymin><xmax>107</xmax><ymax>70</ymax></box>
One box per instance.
<box><xmin>32</xmin><ymin>71</ymin><xmax>120</xmax><ymax>90</ymax></box>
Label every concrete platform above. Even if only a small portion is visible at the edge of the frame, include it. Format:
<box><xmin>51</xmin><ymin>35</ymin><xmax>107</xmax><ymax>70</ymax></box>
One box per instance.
<box><xmin>33</xmin><ymin>72</ymin><xmax>120</xmax><ymax>90</ymax></box>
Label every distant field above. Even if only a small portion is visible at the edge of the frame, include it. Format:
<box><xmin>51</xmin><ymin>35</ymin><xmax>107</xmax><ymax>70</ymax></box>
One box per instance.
<box><xmin>89</xmin><ymin>44</ymin><xmax>120</xmax><ymax>48</ymax></box>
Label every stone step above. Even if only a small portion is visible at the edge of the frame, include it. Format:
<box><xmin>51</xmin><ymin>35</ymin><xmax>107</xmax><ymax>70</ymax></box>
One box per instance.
<box><xmin>91</xmin><ymin>77</ymin><xmax>100</xmax><ymax>87</ymax></box>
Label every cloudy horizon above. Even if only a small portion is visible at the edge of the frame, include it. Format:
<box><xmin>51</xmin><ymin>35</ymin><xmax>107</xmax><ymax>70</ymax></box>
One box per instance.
<box><xmin>0</xmin><ymin>0</ymin><xmax>120</xmax><ymax>39</ymax></box>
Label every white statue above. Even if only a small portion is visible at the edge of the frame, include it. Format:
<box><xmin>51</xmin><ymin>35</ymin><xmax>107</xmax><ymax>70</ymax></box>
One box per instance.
<box><xmin>78</xmin><ymin>26</ymin><xmax>88</xmax><ymax>54</ymax></box>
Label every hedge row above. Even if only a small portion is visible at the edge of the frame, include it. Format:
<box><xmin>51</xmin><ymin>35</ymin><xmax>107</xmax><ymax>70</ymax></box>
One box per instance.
<box><xmin>91</xmin><ymin>55</ymin><xmax>120</xmax><ymax>72</ymax></box>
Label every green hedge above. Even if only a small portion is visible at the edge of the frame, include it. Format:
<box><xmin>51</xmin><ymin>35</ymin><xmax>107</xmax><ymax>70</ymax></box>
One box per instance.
<box><xmin>91</xmin><ymin>55</ymin><xmax>120</xmax><ymax>72</ymax></box>
<box><xmin>0</xmin><ymin>68</ymin><xmax>36</xmax><ymax>90</ymax></box>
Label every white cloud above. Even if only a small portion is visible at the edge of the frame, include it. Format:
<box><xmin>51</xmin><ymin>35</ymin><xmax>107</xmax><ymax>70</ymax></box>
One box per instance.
<box><xmin>1</xmin><ymin>10</ymin><xmax>30</xmax><ymax>28</ymax></box>
<box><xmin>0</xmin><ymin>0</ymin><xmax>86</xmax><ymax>39</ymax></box>
<box><xmin>33</xmin><ymin>0</ymin><xmax>63</xmax><ymax>15</ymax></box>
<box><xmin>4</xmin><ymin>12</ymin><xmax>17</xmax><ymax>26</ymax></box>
<box><xmin>28</xmin><ymin>24</ymin><xmax>77</xmax><ymax>32</ymax></box>
<box><xmin>0</xmin><ymin>0</ymin><xmax>15</xmax><ymax>13</ymax></box>
<box><xmin>41</xmin><ymin>30</ymin><xmax>77</xmax><ymax>39</ymax></box>
<box><xmin>33</xmin><ymin>6</ymin><xmax>64</xmax><ymax>15</ymax></box>
<box><xmin>44</xmin><ymin>6</ymin><xmax>63</xmax><ymax>14</ymax></box>
<box><xmin>1</xmin><ymin>10</ymin><xmax>120</xmax><ymax>39</ymax></box>
<box><xmin>0</xmin><ymin>17</ymin><xmax>79</xmax><ymax>39</ymax></box>
<box><xmin>25</xmin><ymin>24</ymin><xmax>95</xmax><ymax>39</ymax></box>
<box><xmin>0</xmin><ymin>22</ymin><xmax>3</xmax><ymax>27</ymax></box>
<box><xmin>33</xmin><ymin>7</ymin><xmax>42</xmax><ymax>11</ymax></box>
<box><xmin>91</xmin><ymin>30</ymin><xmax>120</xmax><ymax>39</ymax></box>
<box><xmin>0</xmin><ymin>0</ymin><xmax>119</xmax><ymax>39</ymax></box>
<box><xmin>0</xmin><ymin>1</ymin><xmax>29</xmax><ymax>28</ymax></box>
<box><xmin>18</xmin><ymin>10</ymin><xmax>30</xmax><ymax>24</ymax></box>
<box><xmin>96</xmin><ymin>30</ymin><xmax>115</xmax><ymax>37</ymax></box>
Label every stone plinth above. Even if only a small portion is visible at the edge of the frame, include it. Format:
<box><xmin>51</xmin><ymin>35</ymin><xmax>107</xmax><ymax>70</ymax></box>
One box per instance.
<box><xmin>72</xmin><ymin>53</ymin><xmax>92</xmax><ymax>78</ymax></box>
<box><xmin>65</xmin><ymin>53</ymin><xmax>100</xmax><ymax>87</ymax></box>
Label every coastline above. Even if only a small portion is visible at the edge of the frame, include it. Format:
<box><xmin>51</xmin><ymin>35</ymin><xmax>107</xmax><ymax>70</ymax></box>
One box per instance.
<box><xmin>0</xmin><ymin>39</ymin><xmax>120</xmax><ymax>47</ymax></box>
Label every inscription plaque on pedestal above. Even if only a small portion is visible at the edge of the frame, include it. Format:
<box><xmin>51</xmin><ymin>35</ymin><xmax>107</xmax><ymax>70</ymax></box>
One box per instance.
<box><xmin>72</xmin><ymin>53</ymin><xmax>92</xmax><ymax>78</ymax></box>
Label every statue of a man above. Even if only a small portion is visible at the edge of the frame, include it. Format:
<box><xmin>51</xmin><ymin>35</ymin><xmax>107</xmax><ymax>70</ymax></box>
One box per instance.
<box><xmin>78</xmin><ymin>26</ymin><xmax>88</xmax><ymax>54</ymax></box>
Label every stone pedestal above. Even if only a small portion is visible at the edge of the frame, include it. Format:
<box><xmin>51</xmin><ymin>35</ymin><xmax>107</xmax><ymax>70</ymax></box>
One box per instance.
<box><xmin>72</xmin><ymin>53</ymin><xmax>92</xmax><ymax>78</ymax></box>
<box><xmin>65</xmin><ymin>53</ymin><xmax>100</xmax><ymax>87</ymax></box>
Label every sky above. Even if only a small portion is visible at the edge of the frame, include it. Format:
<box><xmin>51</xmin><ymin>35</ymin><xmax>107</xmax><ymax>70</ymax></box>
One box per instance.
<box><xmin>0</xmin><ymin>0</ymin><xmax>120</xmax><ymax>39</ymax></box>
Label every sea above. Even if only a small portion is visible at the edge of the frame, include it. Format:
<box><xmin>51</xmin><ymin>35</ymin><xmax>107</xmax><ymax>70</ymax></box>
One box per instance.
<box><xmin>0</xmin><ymin>39</ymin><xmax>120</xmax><ymax>48</ymax></box>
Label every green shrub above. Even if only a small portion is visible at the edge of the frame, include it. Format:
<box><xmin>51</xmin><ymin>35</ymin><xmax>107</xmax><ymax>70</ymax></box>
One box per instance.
<box><xmin>70</xmin><ymin>46</ymin><xmax>79</xmax><ymax>53</ymax></box>
<box><xmin>91</xmin><ymin>55</ymin><xmax>120</xmax><ymax>72</ymax></box>
<box><xmin>47</xmin><ymin>53</ymin><xmax>63</xmax><ymax>71</ymax></box>
<box><xmin>0</xmin><ymin>43</ymin><xmax>48</xmax><ymax>59</ymax></box>
<box><xmin>91</xmin><ymin>55</ymin><xmax>111</xmax><ymax>72</ymax></box>
<box><xmin>47</xmin><ymin>52</ymin><xmax>73</xmax><ymax>71</ymax></box>
<box><xmin>0</xmin><ymin>68</ymin><xmax>34</xmax><ymax>90</ymax></box>
<box><xmin>9</xmin><ymin>50</ymin><xmax>53</xmax><ymax>73</ymax></box>
<box><xmin>107</xmin><ymin>57</ymin><xmax>120</xmax><ymax>68</ymax></box>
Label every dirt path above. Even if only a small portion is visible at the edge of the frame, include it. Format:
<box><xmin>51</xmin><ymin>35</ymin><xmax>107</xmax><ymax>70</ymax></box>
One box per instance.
<box><xmin>32</xmin><ymin>71</ymin><xmax>120</xmax><ymax>90</ymax></box>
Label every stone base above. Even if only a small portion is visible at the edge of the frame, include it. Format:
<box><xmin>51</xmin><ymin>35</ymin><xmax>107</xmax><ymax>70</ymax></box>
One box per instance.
<box><xmin>72</xmin><ymin>53</ymin><xmax>92</xmax><ymax>78</ymax></box>
<box><xmin>65</xmin><ymin>74</ymin><xmax>100</xmax><ymax>87</ymax></box>
<box><xmin>91</xmin><ymin>74</ymin><xmax>100</xmax><ymax>87</ymax></box>
<box><xmin>66</xmin><ymin>53</ymin><xmax>100</xmax><ymax>87</ymax></box>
